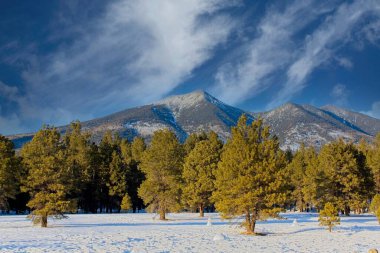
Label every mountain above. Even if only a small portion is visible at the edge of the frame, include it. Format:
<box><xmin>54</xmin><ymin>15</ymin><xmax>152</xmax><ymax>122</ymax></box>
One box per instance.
<box><xmin>8</xmin><ymin>91</ymin><xmax>253</xmax><ymax>148</ymax></box>
<box><xmin>321</xmin><ymin>105</ymin><xmax>380</xmax><ymax>136</ymax></box>
<box><xmin>257</xmin><ymin>103</ymin><xmax>379</xmax><ymax>150</ymax></box>
<box><xmin>7</xmin><ymin>91</ymin><xmax>380</xmax><ymax>150</ymax></box>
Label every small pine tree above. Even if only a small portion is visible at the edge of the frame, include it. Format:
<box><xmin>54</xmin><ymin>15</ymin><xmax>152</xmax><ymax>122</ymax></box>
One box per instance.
<box><xmin>121</xmin><ymin>194</ymin><xmax>132</xmax><ymax>211</ymax></box>
<box><xmin>319</xmin><ymin>202</ymin><xmax>340</xmax><ymax>232</ymax></box>
<box><xmin>370</xmin><ymin>194</ymin><xmax>380</xmax><ymax>224</ymax></box>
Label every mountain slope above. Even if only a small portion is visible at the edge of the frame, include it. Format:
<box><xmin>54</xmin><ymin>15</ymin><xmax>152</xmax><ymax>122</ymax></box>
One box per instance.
<box><xmin>8</xmin><ymin>91</ymin><xmax>253</xmax><ymax>148</ymax></box>
<box><xmin>7</xmin><ymin>91</ymin><xmax>380</xmax><ymax>150</ymax></box>
<box><xmin>321</xmin><ymin>105</ymin><xmax>380</xmax><ymax>136</ymax></box>
<box><xmin>257</xmin><ymin>103</ymin><xmax>377</xmax><ymax>150</ymax></box>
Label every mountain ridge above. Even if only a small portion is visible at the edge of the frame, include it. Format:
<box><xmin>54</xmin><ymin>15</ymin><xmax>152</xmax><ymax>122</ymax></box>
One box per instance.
<box><xmin>6</xmin><ymin>91</ymin><xmax>380</xmax><ymax>150</ymax></box>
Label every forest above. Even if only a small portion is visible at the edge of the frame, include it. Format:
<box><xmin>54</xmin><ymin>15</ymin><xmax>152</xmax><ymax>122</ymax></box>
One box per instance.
<box><xmin>1</xmin><ymin>115</ymin><xmax>380</xmax><ymax>233</ymax></box>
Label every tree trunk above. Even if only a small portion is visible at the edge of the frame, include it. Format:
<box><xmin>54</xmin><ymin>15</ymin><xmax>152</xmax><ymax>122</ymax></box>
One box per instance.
<box><xmin>159</xmin><ymin>209</ymin><xmax>166</xmax><ymax>220</ymax></box>
<box><xmin>199</xmin><ymin>204</ymin><xmax>204</xmax><ymax>217</ymax></box>
<box><xmin>344</xmin><ymin>206</ymin><xmax>350</xmax><ymax>216</ymax></box>
<box><xmin>245</xmin><ymin>210</ymin><xmax>256</xmax><ymax>234</ymax></box>
<box><xmin>41</xmin><ymin>215</ymin><xmax>48</xmax><ymax>228</ymax></box>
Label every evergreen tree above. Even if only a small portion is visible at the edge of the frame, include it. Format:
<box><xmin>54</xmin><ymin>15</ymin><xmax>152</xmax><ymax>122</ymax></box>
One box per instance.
<box><xmin>120</xmin><ymin>194</ymin><xmax>132</xmax><ymax>211</ymax></box>
<box><xmin>370</xmin><ymin>194</ymin><xmax>380</xmax><ymax>223</ymax></box>
<box><xmin>107</xmin><ymin>150</ymin><xmax>129</xmax><ymax>211</ymax></box>
<box><xmin>21</xmin><ymin>127</ymin><xmax>76</xmax><ymax>227</ymax></box>
<box><xmin>63</xmin><ymin>122</ymin><xmax>92</xmax><ymax>212</ymax></box>
<box><xmin>212</xmin><ymin>115</ymin><xmax>288</xmax><ymax>234</ymax></box>
<box><xmin>0</xmin><ymin>135</ymin><xmax>21</xmax><ymax>211</ymax></box>
<box><xmin>317</xmin><ymin>139</ymin><xmax>374</xmax><ymax>215</ymax></box>
<box><xmin>98</xmin><ymin>131</ymin><xmax>120</xmax><ymax>212</ymax></box>
<box><xmin>319</xmin><ymin>202</ymin><xmax>340</xmax><ymax>232</ymax></box>
<box><xmin>127</xmin><ymin>137</ymin><xmax>146</xmax><ymax>212</ymax></box>
<box><xmin>138</xmin><ymin>129</ymin><xmax>184</xmax><ymax>220</ymax></box>
<box><xmin>182</xmin><ymin>131</ymin><xmax>223</xmax><ymax>217</ymax></box>
<box><xmin>183</xmin><ymin>132</ymin><xmax>208</xmax><ymax>155</ymax></box>
<box><xmin>367</xmin><ymin>133</ymin><xmax>380</xmax><ymax>194</ymax></box>
<box><xmin>287</xmin><ymin>144</ymin><xmax>317</xmax><ymax>211</ymax></box>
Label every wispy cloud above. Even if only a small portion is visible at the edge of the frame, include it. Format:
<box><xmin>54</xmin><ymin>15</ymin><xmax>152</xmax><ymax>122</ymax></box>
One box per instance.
<box><xmin>330</xmin><ymin>83</ymin><xmax>349</xmax><ymax>106</ymax></box>
<box><xmin>363</xmin><ymin>101</ymin><xmax>380</xmax><ymax>119</ymax></box>
<box><xmin>270</xmin><ymin>0</ymin><xmax>380</xmax><ymax>108</ymax></box>
<box><xmin>213</xmin><ymin>0</ymin><xmax>330</xmax><ymax>103</ymax></box>
<box><xmin>335</xmin><ymin>57</ymin><xmax>353</xmax><ymax>69</ymax></box>
<box><xmin>211</xmin><ymin>0</ymin><xmax>380</xmax><ymax>109</ymax></box>
<box><xmin>2</xmin><ymin>0</ymin><xmax>237</xmax><ymax>134</ymax></box>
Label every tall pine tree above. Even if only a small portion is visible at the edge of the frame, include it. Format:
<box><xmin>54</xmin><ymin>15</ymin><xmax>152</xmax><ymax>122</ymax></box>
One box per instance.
<box><xmin>317</xmin><ymin>139</ymin><xmax>374</xmax><ymax>215</ymax></box>
<box><xmin>367</xmin><ymin>133</ymin><xmax>380</xmax><ymax>194</ymax></box>
<box><xmin>0</xmin><ymin>135</ymin><xmax>21</xmax><ymax>211</ymax></box>
<box><xmin>287</xmin><ymin>144</ymin><xmax>317</xmax><ymax>211</ymax></box>
<box><xmin>182</xmin><ymin>131</ymin><xmax>223</xmax><ymax>216</ymax></box>
<box><xmin>138</xmin><ymin>129</ymin><xmax>184</xmax><ymax>220</ymax></box>
<box><xmin>212</xmin><ymin>115</ymin><xmax>288</xmax><ymax>234</ymax></box>
<box><xmin>21</xmin><ymin>127</ymin><xmax>76</xmax><ymax>227</ymax></box>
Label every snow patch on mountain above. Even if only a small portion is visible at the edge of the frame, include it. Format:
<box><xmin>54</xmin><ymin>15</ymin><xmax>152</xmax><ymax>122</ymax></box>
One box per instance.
<box><xmin>125</xmin><ymin>121</ymin><xmax>170</xmax><ymax>137</ymax></box>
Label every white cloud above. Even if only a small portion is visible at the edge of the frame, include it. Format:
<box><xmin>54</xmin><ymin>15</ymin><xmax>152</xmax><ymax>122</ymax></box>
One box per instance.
<box><xmin>211</xmin><ymin>0</ymin><xmax>380</xmax><ymax>109</ymax></box>
<box><xmin>0</xmin><ymin>81</ymin><xmax>18</xmax><ymax>100</ymax></box>
<box><xmin>213</xmin><ymin>0</ymin><xmax>329</xmax><ymax>103</ymax></box>
<box><xmin>363</xmin><ymin>101</ymin><xmax>380</xmax><ymax>119</ymax></box>
<box><xmin>336</xmin><ymin>57</ymin><xmax>353</xmax><ymax>69</ymax></box>
<box><xmin>9</xmin><ymin>0</ymin><xmax>237</xmax><ymax>131</ymax></box>
<box><xmin>331</xmin><ymin>83</ymin><xmax>349</xmax><ymax>106</ymax></box>
<box><xmin>268</xmin><ymin>0</ymin><xmax>380</xmax><ymax>109</ymax></box>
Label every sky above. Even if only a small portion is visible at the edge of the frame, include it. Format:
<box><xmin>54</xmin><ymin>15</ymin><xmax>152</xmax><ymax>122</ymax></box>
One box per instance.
<box><xmin>1</xmin><ymin>0</ymin><xmax>380</xmax><ymax>135</ymax></box>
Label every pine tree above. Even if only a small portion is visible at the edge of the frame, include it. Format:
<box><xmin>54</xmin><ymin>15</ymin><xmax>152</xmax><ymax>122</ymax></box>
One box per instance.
<box><xmin>98</xmin><ymin>131</ymin><xmax>120</xmax><ymax>212</ymax></box>
<box><xmin>182</xmin><ymin>131</ymin><xmax>223</xmax><ymax>217</ymax></box>
<box><xmin>21</xmin><ymin>127</ymin><xmax>76</xmax><ymax>227</ymax></box>
<box><xmin>138</xmin><ymin>129</ymin><xmax>184</xmax><ymax>220</ymax></box>
<box><xmin>212</xmin><ymin>115</ymin><xmax>288</xmax><ymax>234</ymax></box>
<box><xmin>319</xmin><ymin>202</ymin><xmax>340</xmax><ymax>232</ymax></box>
<box><xmin>370</xmin><ymin>194</ymin><xmax>380</xmax><ymax>224</ymax></box>
<box><xmin>107</xmin><ymin>150</ymin><xmax>129</xmax><ymax>211</ymax></box>
<box><xmin>63</xmin><ymin>122</ymin><xmax>92</xmax><ymax>212</ymax></box>
<box><xmin>126</xmin><ymin>137</ymin><xmax>146</xmax><ymax>212</ymax></box>
<box><xmin>0</xmin><ymin>135</ymin><xmax>21</xmax><ymax>211</ymax></box>
<box><xmin>367</xmin><ymin>133</ymin><xmax>380</xmax><ymax>194</ymax></box>
<box><xmin>317</xmin><ymin>139</ymin><xmax>374</xmax><ymax>215</ymax></box>
<box><xmin>287</xmin><ymin>144</ymin><xmax>317</xmax><ymax>211</ymax></box>
<box><xmin>121</xmin><ymin>194</ymin><xmax>132</xmax><ymax>211</ymax></box>
<box><xmin>183</xmin><ymin>132</ymin><xmax>208</xmax><ymax>155</ymax></box>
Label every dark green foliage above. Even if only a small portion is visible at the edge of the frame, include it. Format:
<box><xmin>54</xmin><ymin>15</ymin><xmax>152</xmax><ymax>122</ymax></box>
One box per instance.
<box><xmin>0</xmin><ymin>135</ymin><xmax>22</xmax><ymax>211</ymax></box>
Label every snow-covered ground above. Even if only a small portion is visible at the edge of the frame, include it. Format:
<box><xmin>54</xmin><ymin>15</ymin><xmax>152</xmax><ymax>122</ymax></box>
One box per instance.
<box><xmin>0</xmin><ymin>212</ymin><xmax>379</xmax><ymax>253</ymax></box>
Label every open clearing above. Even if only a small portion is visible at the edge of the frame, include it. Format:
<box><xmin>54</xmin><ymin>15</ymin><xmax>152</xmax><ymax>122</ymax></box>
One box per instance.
<box><xmin>0</xmin><ymin>212</ymin><xmax>379</xmax><ymax>253</ymax></box>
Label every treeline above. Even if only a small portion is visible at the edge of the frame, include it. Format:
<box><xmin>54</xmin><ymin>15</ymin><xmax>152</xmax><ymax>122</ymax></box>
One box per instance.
<box><xmin>0</xmin><ymin>115</ymin><xmax>379</xmax><ymax>233</ymax></box>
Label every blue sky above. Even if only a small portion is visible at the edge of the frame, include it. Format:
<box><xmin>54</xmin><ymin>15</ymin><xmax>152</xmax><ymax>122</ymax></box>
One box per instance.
<box><xmin>1</xmin><ymin>0</ymin><xmax>380</xmax><ymax>135</ymax></box>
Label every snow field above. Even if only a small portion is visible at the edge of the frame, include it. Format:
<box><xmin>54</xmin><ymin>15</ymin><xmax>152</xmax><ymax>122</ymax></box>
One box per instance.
<box><xmin>0</xmin><ymin>212</ymin><xmax>379</xmax><ymax>253</ymax></box>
